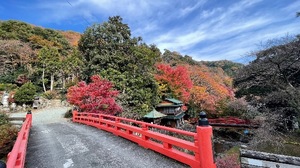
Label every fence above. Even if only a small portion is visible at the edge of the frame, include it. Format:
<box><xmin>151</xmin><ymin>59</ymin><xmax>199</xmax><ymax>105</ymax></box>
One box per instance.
<box><xmin>73</xmin><ymin>111</ymin><xmax>216</xmax><ymax>168</ymax></box>
<box><xmin>5</xmin><ymin>111</ymin><xmax>32</xmax><ymax>168</ymax></box>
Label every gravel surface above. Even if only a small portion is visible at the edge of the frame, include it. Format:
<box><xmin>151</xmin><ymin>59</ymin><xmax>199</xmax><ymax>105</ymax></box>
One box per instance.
<box><xmin>9</xmin><ymin>107</ymin><xmax>70</xmax><ymax>126</ymax></box>
<box><xmin>22</xmin><ymin>107</ymin><xmax>188</xmax><ymax>168</ymax></box>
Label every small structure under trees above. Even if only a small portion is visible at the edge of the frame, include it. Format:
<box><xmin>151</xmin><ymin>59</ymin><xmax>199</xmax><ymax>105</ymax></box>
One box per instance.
<box><xmin>155</xmin><ymin>98</ymin><xmax>185</xmax><ymax>128</ymax></box>
<box><xmin>143</xmin><ymin>108</ymin><xmax>166</xmax><ymax>124</ymax></box>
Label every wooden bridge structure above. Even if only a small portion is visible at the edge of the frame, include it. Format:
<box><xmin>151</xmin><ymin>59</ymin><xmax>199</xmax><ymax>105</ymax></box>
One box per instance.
<box><xmin>2</xmin><ymin>111</ymin><xmax>216</xmax><ymax>168</ymax></box>
<box><xmin>208</xmin><ymin>117</ymin><xmax>260</xmax><ymax>129</ymax></box>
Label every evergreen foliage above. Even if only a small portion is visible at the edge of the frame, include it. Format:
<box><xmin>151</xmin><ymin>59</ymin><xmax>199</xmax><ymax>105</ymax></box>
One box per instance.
<box><xmin>14</xmin><ymin>82</ymin><xmax>36</xmax><ymax>104</ymax></box>
<box><xmin>78</xmin><ymin>16</ymin><xmax>160</xmax><ymax>118</ymax></box>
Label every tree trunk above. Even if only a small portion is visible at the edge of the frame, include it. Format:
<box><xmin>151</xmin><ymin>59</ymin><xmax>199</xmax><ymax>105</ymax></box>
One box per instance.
<box><xmin>42</xmin><ymin>67</ymin><xmax>46</xmax><ymax>92</ymax></box>
<box><xmin>62</xmin><ymin>75</ymin><xmax>66</xmax><ymax>89</ymax></box>
<box><xmin>72</xmin><ymin>74</ymin><xmax>75</xmax><ymax>82</ymax></box>
<box><xmin>50</xmin><ymin>74</ymin><xmax>54</xmax><ymax>91</ymax></box>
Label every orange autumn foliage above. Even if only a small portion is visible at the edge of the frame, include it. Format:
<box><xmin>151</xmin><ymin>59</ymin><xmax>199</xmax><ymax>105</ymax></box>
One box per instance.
<box><xmin>155</xmin><ymin>63</ymin><xmax>193</xmax><ymax>103</ymax></box>
<box><xmin>189</xmin><ymin>65</ymin><xmax>234</xmax><ymax>114</ymax></box>
<box><xmin>60</xmin><ymin>31</ymin><xmax>81</xmax><ymax>46</ymax></box>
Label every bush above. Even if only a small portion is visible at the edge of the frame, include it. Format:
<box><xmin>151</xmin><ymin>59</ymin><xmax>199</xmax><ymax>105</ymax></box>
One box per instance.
<box><xmin>0</xmin><ymin>124</ymin><xmax>18</xmax><ymax>158</ymax></box>
<box><xmin>222</xmin><ymin>98</ymin><xmax>248</xmax><ymax>117</ymax></box>
<box><xmin>0</xmin><ymin>113</ymin><xmax>18</xmax><ymax>158</ymax></box>
<box><xmin>65</xmin><ymin>78</ymin><xmax>79</xmax><ymax>90</ymax></box>
<box><xmin>0</xmin><ymin>83</ymin><xmax>18</xmax><ymax>92</ymax></box>
<box><xmin>216</xmin><ymin>153</ymin><xmax>240</xmax><ymax>168</ymax></box>
<box><xmin>67</xmin><ymin>75</ymin><xmax>122</xmax><ymax>115</ymax></box>
<box><xmin>14</xmin><ymin>82</ymin><xmax>36</xmax><ymax>105</ymax></box>
<box><xmin>0</xmin><ymin>113</ymin><xmax>9</xmax><ymax>125</ymax></box>
<box><xmin>42</xmin><ymin>90</ymin><xmax>58</xmax><ymax>100</ymax></box>
<box><xmin>64</xmin><ymin>109</ymin><xmax>73</xmax><ymax>118</ymax></box>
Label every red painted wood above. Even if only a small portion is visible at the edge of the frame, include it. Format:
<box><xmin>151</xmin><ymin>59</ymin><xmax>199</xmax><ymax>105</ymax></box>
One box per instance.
<box><xmin>73</xmin><ymin>111</ymin><xmax>216</xmax><ymax>168</ymax></box>
<box><xmin>208</xmin><ymin>117</ymin><xmax>259</xmax><ymax>128</ymax></box>
<box><xmin>6</xmin><ymin>113</ymin><xmax>32</xmax><ymax>168</ymax></box>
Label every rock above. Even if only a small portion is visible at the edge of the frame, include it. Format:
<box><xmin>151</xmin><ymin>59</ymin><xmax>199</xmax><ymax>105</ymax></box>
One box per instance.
<box><xmin>240</xmin><ymin>145</ymin><xmax>248</xmax><ymax>149</ymax></box>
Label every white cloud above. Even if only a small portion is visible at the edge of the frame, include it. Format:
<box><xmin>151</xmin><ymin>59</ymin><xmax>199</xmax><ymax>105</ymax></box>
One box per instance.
<box><xmin>22</xmin><ymin>0</ymin><xmax>300</xmax><ymax>62</ymax></box>
<box><xmin>35</xmin><ymin>0</ymin><xmax>170</xmax><ymax>22</ymax></box>
<box><xmin>179</xmin><ymin>0</ymin><xmax>207</xmax><ymax>17</ymax></box>
<box><xmin>283</xmin><ymin>1</ymin><xmax>300</xmax><ymax>13</ymax></box>
<box><xmin>147</xmin><ymin>0</ymin><xmax>300</xmax><ymax>62</ymax></box>
<box><xmin>152</xmin><ymin>5</ymin><xmax>272</xmax><ymax>56</ymax></box>
<box><xmin>189</xmin><ymin>21</ymin><xmax>300</xmax><ymax>61</ymax></box>
<box><xmin>200</xmin><ymin>8</ymin><xmax>223</xmax><ymax>19</ymax></box>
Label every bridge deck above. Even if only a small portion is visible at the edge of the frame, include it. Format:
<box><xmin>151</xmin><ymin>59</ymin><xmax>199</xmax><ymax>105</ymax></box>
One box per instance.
<box><xmin>24</xmin><ymin>108</ymin><xmax>188</xmax><ymax>168</ymax></box>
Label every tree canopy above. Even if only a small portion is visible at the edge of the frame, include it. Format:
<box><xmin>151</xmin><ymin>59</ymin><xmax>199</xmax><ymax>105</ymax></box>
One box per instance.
<box><xmin>67</xmin><ymin>75</ymin><xmax>122</xmax><ymax>115</ymax></box>
<box><xmin>234</xmin><ymin>36</ymin><xmax>300</xmax><ymax>130</ymax></box>
<box><xmin>155</xmin><ymin>63</ymin><xmax>193</xmax><ymax>103</ymax></box>
<box><xmin>78</xmin><ymin>16</ymin><xmax>161</xmax><ymax>118</ymax></box>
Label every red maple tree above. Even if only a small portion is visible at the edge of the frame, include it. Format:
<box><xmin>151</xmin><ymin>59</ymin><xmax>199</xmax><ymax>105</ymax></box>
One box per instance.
<box><xmin>155</xmin><ymin>63</ymin><xmax>193</xmax><ymax>103</ymax></box>
<box><xmin>67</xmin><ymin>75</ymin><xmax>122</xmax><ymax>115</ymax></box>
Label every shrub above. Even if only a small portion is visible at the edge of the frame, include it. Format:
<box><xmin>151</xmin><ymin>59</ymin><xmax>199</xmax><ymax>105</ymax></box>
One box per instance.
<box><xmin>0</xmin><ymin>124</ymin><xmax>18</xmax><ymax>158</ymax></box>
<box><xmin>222</xmin><ymin>98</ymin><xmax>248</xmax><ymax>117</ymax></box>
<box><xmin>65</xmin><ymin>78</ymin><xmax>79</xmax><ymax>90</ymax></box>
<box><xmin>0</xmin><ymin>83</ymin><xmax>18</xmax><ymax>92</ymax></box>
<box><xmin>64</xmin><ymin>109</ymin><xmax>73</xmax><ymax>118</ymax></box>
<box><xmin>216</xmin><ymin>153</ymin><xmax>240</xmax><ymax>168</ymax></box>
<box><xmin>14</xmin><ymin>82</ymin><xmax>36</xmax><ymax>105</ymax></box>
<box><xmin>0</xmin><ymin>113</ymin><xmax>9</xmax><ymax>125</ymax></box>
<box><xmin>67</xmin><ymin>75</ymin><xmax>122</xmax><ymax>115</ymax></box>
<box><xmin>0</xmin><ymin>113</ymin><xmax>18</xmax><ymax>158</ymax></box>
<box><xmin>42</xmin><ymin>90</ymin><xmax>58</xmax><ymax>100</ymax></box>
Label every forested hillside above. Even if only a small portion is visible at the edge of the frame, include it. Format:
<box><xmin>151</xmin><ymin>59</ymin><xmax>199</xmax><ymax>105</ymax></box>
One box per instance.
<box><xmin>0</xmin><ymin>18</ymin><xmax>240</xmax><ymax>119</ymax></box>
<box><xmin>0</xmin><ymin>20</ymin><xmax>81</xmax><ymax>92</ymax></box>
<box><xmin>161</xmin><ymin>49</ymin><xmax>243</xmax><ymax>77</ymax></box>
<box><xmin>159</xmin><ymin>50</ymin><xmax>236</xmax><ymax>117</ymax></box>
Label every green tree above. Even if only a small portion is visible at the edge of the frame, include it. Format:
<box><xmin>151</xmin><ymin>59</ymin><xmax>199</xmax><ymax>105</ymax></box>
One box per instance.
<box><xmin>78</xmin><ymin>16</ymin><xmax>160</xmax><ymax>118</ymax></box>
<box><xmin>0</xmin><ymin>20</ymin><xmax>33</xmax><ymax>41</ymax></box>
<box><xmin>60</xmin><ymin>48</ymin><xmax>83</xmax><ymax>89</ymax></box>
<box><xmin>14</xmin><ymin>82</ymin><xmax>36</xmax><ymax>104</ymax></box>
<box><xmin>38</xmin><ymin>47</ymin><xmax>61</xmax><ymax>92</ymax></box>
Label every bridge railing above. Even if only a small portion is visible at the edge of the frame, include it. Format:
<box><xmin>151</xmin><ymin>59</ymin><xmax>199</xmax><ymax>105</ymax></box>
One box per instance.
<box><xmin>73</xmin><ymin>111</ymin><xmax>216</xmax><ymax>168</ymax></box>
<box><xmin>5</xmin><ymin>111</ymin><xmax>32</xmax><ymax>168</ymax></box>
<box><xmin>208</xmin><ymin>117</ymin><xmax>260</xmax><ymax>128</ymax></box>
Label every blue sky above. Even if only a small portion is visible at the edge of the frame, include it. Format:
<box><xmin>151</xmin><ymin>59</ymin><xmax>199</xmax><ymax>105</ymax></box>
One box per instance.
<box><xmin>0</xmin><ymin>0</ymin><xmax>299</xmax><ymax>63</ymax></box>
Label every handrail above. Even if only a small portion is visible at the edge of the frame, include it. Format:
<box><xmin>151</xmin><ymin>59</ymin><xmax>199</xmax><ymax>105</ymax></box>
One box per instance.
<box><xmin>73</xmin><ymin>111</ymin><xmax>216</xmax><ymax>168</ymax></box>
<box><xmin>6</xmin><ymin>111</ymin><xmax>32</xmax><ymax>168</ymax></box>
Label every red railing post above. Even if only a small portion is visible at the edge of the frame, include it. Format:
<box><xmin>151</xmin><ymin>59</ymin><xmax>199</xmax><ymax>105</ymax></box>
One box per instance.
<box><xmin>114</xmin><ymin>117</ymin><xmax>120</xmax><ymax>135</ymax></box>
<box><xmin>72</xmin><ymin>110</ymin><xmax>78</xmax><ymax>122</ymax></box>
<box><xmin>27</xmin><ymin>111</ymin><xmax>32</xmax><ymax>127</ymax></box>
<box><xmin>138</xmin><ymin>123</ymin><xmax>149</xmax><ymax>148</ymax></box>
<box><xmin>196</xmin><ymin>111</ymin><xmax>216</xmax><ymax>168</ymax></box>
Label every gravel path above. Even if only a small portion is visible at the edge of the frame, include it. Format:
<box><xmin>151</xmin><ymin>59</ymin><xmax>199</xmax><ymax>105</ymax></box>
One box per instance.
<box><xmin>22</xmin><ymin>107</ymin><xmax>188</xmax><ymax>168</ymax></box>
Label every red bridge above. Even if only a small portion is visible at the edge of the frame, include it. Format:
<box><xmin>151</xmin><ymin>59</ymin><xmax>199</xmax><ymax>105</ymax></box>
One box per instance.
<box><xmin>208</xmin><ymin>117</ymin><xmax>260</xmax><ymax>129</ymax></box>
<box><xmin>2</xmin><ymin>110</ymin><xmax>216</xmax><ymax>168</ymax></box>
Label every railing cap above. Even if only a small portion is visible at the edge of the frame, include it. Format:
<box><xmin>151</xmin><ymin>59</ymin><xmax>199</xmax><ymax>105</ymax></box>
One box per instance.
<box><xmin>198</xmin><ymin>111</ymin><xmax>209</xmax><ymax>126</ymax></box>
